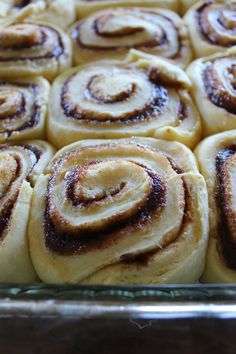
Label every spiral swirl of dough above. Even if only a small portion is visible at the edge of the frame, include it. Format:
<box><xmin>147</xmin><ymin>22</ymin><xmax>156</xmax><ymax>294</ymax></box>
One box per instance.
<box><xmin>0</xmin><ymin>77</ymin><xmax>49</xmax><ymax>142</ymax></box>
<box><xmin>71</xmin><ymin>7</ymin><xmax>192</xmax><ymax>67</ymax></box>
<box><xmin>187</xmin><ymin>47</ymin><xmax>236</xmax><ymax>137</ymax></box>
<box><xmin>0</xmin><ymin>140</ymin><xmax>55</xmax><ymax>282</ymax></box>
<box><xmin>195</xmin><ymin>130</ymin><xmax>236</xmax><ymax>282</ymax></box>
<box><xmin>185</xmin><ymin>1</ymin><xmax>236</xmax><ymax>57</ymax></box>
<box><xmin>0</xmin><ymin>20</ymin><xmax>72</xmax><ymax>80</ymax></box>
<box><xmin>29</xmin><ymin>137</ymin><xmax>209</xmax><ymax>284</ymax></box>
<box><xmin>48</xmin><ymin>50</ymin><xmax>201</xmax><ymax>149</ymax></box>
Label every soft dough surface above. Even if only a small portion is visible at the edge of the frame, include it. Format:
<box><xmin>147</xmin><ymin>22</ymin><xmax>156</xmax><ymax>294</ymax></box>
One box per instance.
<box><xmin>0</xmin><ymin>0</ymin><xmax>76</xmax><ymax>28</ymax></box>
<box><xmin>0</xmin><ymin>139</ymin><xmax>56</xmax><ymax>282</ymax></box>
<box><xmin>0</xmin><ymin>17</ymin><xmax>72</xmax><ymax>81</ymax></box>
<box><xmin>187</xmin><ymin>47</ymin><xmax>236</xmax><ymax>137</ymax></box>
<box><xmin>184</xmin><ymin>0</ymin><xmax>236</xmax><ymax>58</ymax></box>
<box><xmin>0</xmin><ymin>77</ymin><xmax>49</xmax><ymax>143</ymax></box>
<box><xmin>71</xmin><ymin>7</ymin><xmax>192</xmax><ymax>68</ymax></box>
<box><xmin>195</xmin><ymin>130</ymin><xmax>236</xmax><ymax>283</ymax></box>
<box><xmin>29</xmin><ymin>137</ymin><xmax>209</xmax><ymax>284</ymax></box>
<box><xmin>48</xmin><ymin>50</ymin><xmax>201</xmax><ymax>149</ymax></box>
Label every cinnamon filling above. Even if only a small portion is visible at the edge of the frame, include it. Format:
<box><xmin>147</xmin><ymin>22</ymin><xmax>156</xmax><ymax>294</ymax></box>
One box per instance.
<box><xmin>61</xmin><ymin>72</ymin><xmax>168</xmax><ymax>124</ymax></box>
<box><xmin>203</xmin><ymin>61</ymin><xmax>236</xmax><ymax>114</ymax></box>
<box><xmin>0</xmin><ymin>24</ymin><xmax>64</xmax><ymax>62</ymax></box>
<box><xmin>43</xmin><ymin>161</ymin><xmax>167</xmax><ymax>256</ymax></box>
<box><xmin>197</xmin><ymin>2</ymin><xmax>236</xmax><ymax>47</ymax></box>
<box><xmin>0</xmin><ymin>144</ymin><xmax>42</xmax><ymax>240</ymax></box>
<box><xmin>0</xmin><ymin>82</ymin><xmax>40</xmax><ymax>136</ymax></box>
<box><xmin>216</xmin><ymin>146</ymin><xmax>236</xmax><ymax>269</ymax></box>
<box><xmin>0</xmin><ymin>155</ymin><xmax>22</xmax><ymax>240</ymax></box>
<box><xmin>72</xmin><ymin>9</ymin><xmax>182</xmax><ymax>59</ymax></box>
<box><xmin>121</xmin><ymin>178</ymin><xmax>192</xmax><ymax>267</ymax></box>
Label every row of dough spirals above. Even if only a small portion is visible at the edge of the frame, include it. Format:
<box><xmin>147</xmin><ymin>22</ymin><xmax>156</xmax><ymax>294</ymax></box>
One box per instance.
<box><xmin>0</xmin><ymin>0</ymin><xmax>236</xmax><ymax>285</ymax></box>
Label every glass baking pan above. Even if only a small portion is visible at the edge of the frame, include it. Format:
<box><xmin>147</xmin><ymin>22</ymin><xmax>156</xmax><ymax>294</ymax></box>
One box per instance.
<box><xmin>0</xmin><ymin>284</ymin><xmax>235</xmax><ymax>354</ymax></box>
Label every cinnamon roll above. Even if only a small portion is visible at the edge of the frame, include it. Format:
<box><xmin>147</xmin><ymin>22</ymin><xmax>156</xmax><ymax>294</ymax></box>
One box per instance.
<box><xmin>70</xmin><ymin>7</ymin><xmax>192</xmax><ymax>68</ymax></box>
<box><xmin>29</xmin><ymin>137</ymin><xmax>209</xmax><ymax>284</ymax></box>
<box><xmin>195</xmin><ymin>130</ymin><xmax>236</xmax><ymax>282</ymax></box>
<box><xmin>187</xmin><ymin>47</ymin><xmax>236</xmax><ymax>137</ymax></box>
<box><xmin>0</xmin><ymin>140</ymin><xmax>55</xmax><ymax>282</ymax></box>
<box><xmin>0</xmin><ymin>77</ymin><xmax>49</xmax><ymax>143</ymax></box>
<box><xmin>3</xmin><ymin>0</ymin><xmax>76</xmax><ymax>29</ymax></box>
<box><xmin>76</xmin><ymin>0</ymin><xmax>179</xmax><ymax>18</ymax></box>
<box><xmin>0</xmin><ymin>20</ymin><xmax>72</xmax><ymax>81</ymax></box>
<box><xmin>184</xmin><ymin>1</ymin><xmax>236</xmax><ymax>58</ymax></box>
<box><xmin>48</xmin><ymin>50</ymin><xmax>201</xmax><ymax>149</ymax></box>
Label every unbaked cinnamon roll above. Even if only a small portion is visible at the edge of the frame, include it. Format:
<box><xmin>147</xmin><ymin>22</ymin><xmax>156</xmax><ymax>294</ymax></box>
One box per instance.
<box><xmin>0</xmin><ymin>20</ymin><xmax>72</xmax><ymax>80</ymax></box>
<box><xmin>2</xmin><ymin>0</ymin><xmax>76</xmax><ymax>29</ymax></box>
<box><xmin>187</xmin><ymin>47</ymin><xmax>236</xmax><ymax>137</ymax></box>
<box><xmin>48</xmin><ymin>50</ymin><xmax>201</xmax><ymax>149</ymax></box>
<box><xmin>184</xmin><ymin>1</ymin><xmax>236</xmax><ymax>57</ymax></box>
<box><xmin>76</xmin><ymin>0</ymin><xmax>179</xmax><ymax>18</ymax></box>
<box><xmin>29</xmin><ymin>137</ymin><xmax>209</xmax><ymax>284</ymax></box>
<box><xmin>195</xmin><ymin>130</ymin><xmax>236</xmax><ymax>283</ymax></box>
<box><xmin>0</xmin><ymin>140</ymin><xmax>55</xmax><ymax>282</ymax></box>
<box><xmin>70</xmin><ymin>7</ymin><xmax>192</xmax><ymax>68</ymax></box>
<box><xmin>0</xmin><ymin>77</ymin><xmax>49</xmax><ymax>143</ymax></box>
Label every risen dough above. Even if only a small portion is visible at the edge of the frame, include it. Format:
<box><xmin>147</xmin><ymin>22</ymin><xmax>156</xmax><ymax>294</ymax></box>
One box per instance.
<box><xmin>48</xmin><ymin>50</ymin><xmax>201</xmax><ymax>149</ymax></box>
<box><xmin>29</xmin><ymin>137</ymin><xmax>209</xmax><ymax>284</ymax></box>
